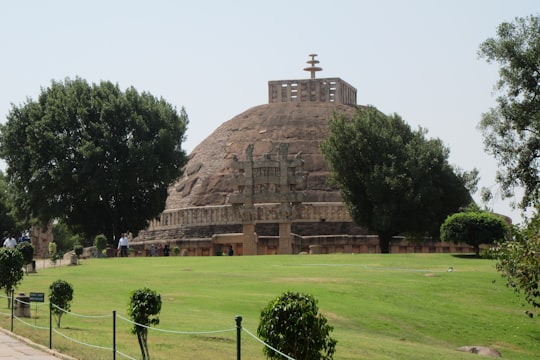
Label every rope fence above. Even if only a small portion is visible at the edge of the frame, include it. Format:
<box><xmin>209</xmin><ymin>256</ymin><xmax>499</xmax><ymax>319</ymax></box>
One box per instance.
<box><xmin>0</xmin><ymin>293</ymin><xmax>296</xmax><ymax>360</ymax></box>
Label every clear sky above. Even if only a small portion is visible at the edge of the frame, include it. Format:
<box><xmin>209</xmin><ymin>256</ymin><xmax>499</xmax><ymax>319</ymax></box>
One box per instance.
<box><xmin>1</xmin><ymin>0</ymin><xmax>538</xmax><ymax>224</ymax></box>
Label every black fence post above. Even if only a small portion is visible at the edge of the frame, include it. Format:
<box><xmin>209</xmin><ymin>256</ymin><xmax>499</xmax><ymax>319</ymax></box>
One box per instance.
<box><xmin>235</xmin><ymin>315</ymin><xmax>242</xmax><ymax>360</ymax></box>
<box><xmin>49</xmin><ymin>302</ymin><xmax>52</xmax><ymax>349</ymax></box>
<box><xmin>10</xmin><ymin>290</ymin><xmax>14</xmax><ymax>332</ymax></box>
<box><xmin>113</xmin><ymin>310</ymin><xmax>116</xmax><ymax>360</ymax></box>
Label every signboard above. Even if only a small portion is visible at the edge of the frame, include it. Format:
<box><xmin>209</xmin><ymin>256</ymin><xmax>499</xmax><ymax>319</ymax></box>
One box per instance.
<box><xmin>29</xmin><ymin>292</ymin><xmax>45</xmax><ymax>303</ymax></box>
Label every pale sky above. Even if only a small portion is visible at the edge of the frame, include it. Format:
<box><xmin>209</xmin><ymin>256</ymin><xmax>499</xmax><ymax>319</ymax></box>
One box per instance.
<box><xmin>1</xmin><ymin>0</ymin><xmax>538</xmax><ymax>224</ymax></box>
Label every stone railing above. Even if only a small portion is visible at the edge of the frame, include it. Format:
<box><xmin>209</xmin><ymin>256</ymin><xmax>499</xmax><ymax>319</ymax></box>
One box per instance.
<box><xmin>146</xmin><ymin>202</ymin><xmax>352</xmax><ymax>230</ymax></box>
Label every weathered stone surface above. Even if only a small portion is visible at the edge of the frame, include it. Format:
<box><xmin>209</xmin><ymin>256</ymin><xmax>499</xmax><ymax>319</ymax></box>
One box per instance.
<box><xmin>165</xmin><ymin>102</ymin><xmax>357</xmax><ymax>210</ymax></box>
<box><xmin>457</xmin><ymin>346</ymin><xmax>502</xmax><ymax>358</ymax></box>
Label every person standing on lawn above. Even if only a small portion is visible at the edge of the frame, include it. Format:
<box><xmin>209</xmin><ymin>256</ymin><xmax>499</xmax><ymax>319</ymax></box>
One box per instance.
<box><xmin>118</xmin><ymin>233</ymin><xmax>129</xmax><ymax>257</ymax></box>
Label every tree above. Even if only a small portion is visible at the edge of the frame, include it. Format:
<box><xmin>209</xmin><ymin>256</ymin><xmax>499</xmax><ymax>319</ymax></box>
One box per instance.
<box><xmin>440</xmin><ymin>211</ymin><xmax>509</xmax><ymax>256</ymax></box>
<box><xmin>492</xmin><ymin>215</ymin><xmax>540</xmax><ymax>317</ymax></box>
<box><xmin>16</xmin><ymin>241</ymin><xmax>35</xmax><ymax>272</ymax></box>
<box><xmin>321</xmin><ymin>106</ymin><xmax>475</xmax><ymax>253</ymax></box>
<box><xmin>128</xmin><ymin>287</ymin><xmax>162</xmax><ymax>360</ymax></box>
<box><xmin>257</xmin><ymin>291</ymin><xmax>336</xmax><ymax>360</ymax></box>
<box><xmin>49</xmin><ymin>279</ymin><xmax>74</xmax><ymax>327</ymax></box>
<box><xmin>0</xmin><ymin>248</ymin><xmax>24</xmax><ymax>307</ymax></box>
<box><xmin>0</xmin><ymin>77</ymin><xmax>189</xmax><ymax>243</ymax></box>
<box><xmin>478</xmin><ymin>15</ymin><xmax>540</xmax><ymax>210</ymax></box>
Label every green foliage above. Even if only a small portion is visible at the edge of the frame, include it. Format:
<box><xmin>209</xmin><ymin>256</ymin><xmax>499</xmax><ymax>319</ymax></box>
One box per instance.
<box><xmin>128</xmin><ymin>287</ymin><xmax>162</xmax><ymax>360</ymax></box>
<box><xmin>49</xmin><ymin>279</ymin><xmax>74</xmax><ymax>328</ymax></box>
<box><xmin>478</xmin><ymin>15</ymin><xmax>540</xmax><ymax>210</ymax></box>
<box><xmin>94</xmin><ymin>234</ymin><xmax>107</xmax><ymax>257</ymax></box>
<box><xmin>173</xmin><ymin>246</ymin><xmax>180</xmax><ymax>255</ymax></box>
<box><xmin>16</xmin><ymin>241</ymin><xmax>34</xmax><ymax>264</ymax></box>
<box><xmin>73</xmin><ymin>243</ymin><xmax>83</xmax><ymax>258</ymax></box>
<box><xmin>321</xmin><ymin>106</ymin><xmax>475</xmax><ymax>253</ymax></box>
<box><xmin>48</xmin><ymin>242</ymin><xmax>58</xmax><ymax>263</ymax></box>
<box><xmin>440</xmin><ymin>211</ymin><xmax>509</xmax><ymax>256</ymax></box>
<box><xmin>257</xmin><ymin>291</ymin><xmax>336</xmax><ymax>360</ymax></box>
<box><xmin>0</xmin><ymin>172</ymin><xmax>16</xmax><ymax>235</ymax></box>
<box><xmin>51</xmin><ymin>221</ymin><xmax>73</xmax><ymax>253</ymax></box>
<box><xmin>492</xmin><ymin>215</ymin><xmax>540</xmax><ymax>317</ymax></box>
<box><xmin>0</xmin><ymin>247</ymin><xmax>24</xmax><ymax>307</ymax></box>
<box><xmin>0</xmin><ymin>77</ymin><xmax>189</xmax><ymax>242</ymax></box>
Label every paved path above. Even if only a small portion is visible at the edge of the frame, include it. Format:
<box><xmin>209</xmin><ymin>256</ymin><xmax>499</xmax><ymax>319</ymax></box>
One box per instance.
<box><xmin>0</xmin><ymin>327</ymin><xmax>75</xmax><ymax>359</ymax></box>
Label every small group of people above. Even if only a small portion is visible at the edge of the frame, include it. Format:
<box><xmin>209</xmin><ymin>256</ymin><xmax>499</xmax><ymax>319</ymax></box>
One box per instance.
<box><xmin>2</xmin><ymin>230</ymin><xmax>30</xmax><ymax>248</ymax></box>
<box><xmin>117</xmin><ymin>233</ymin><xmax>176</xmax><ymax>258</ymax></box>
<box><xmin>150</xmin><ymin>243</ymin><xmax>171</xmax><ymax>256</ymax></box>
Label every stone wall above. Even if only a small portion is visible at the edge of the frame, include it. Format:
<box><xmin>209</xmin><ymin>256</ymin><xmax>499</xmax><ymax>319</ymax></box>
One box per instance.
<box><xmin>144</xmin><ymin>202</ymin><xmax>351</xmax><ymax>231</ymax></box>
<box><xmin>129</xmin><ymin>233</ymin><xmax>476</xmax><ymax>257</ymax></box>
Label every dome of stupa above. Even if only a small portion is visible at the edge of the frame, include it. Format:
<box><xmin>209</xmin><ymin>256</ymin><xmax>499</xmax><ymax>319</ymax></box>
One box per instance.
<box><xmin>166</xmin><ymin>101</ymin><xmax>357</xmax><ymax>210</ymax></box>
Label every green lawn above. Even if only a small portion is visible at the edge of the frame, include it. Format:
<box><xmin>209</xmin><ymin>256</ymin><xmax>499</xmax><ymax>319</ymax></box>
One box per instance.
<box><xmin>1</xmin><ymin>254</ymin><xmax>539</xmax><ymax>360</ymax></box>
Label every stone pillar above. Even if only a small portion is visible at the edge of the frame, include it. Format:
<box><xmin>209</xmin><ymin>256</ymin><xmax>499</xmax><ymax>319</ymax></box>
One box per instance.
<box><xmin>242</xmin><ymin>223</ymin><xmax>258</xmax><ymax>255</ymax></box>
<box><xmin>14</xmin><ymin>293</ymin><xmax>31</xmax><ymax>318</ymax></box>
<box><xmin>278</xmin><ymin>222</ymin><xmax>292</xmax><ymax>254</ymax></box>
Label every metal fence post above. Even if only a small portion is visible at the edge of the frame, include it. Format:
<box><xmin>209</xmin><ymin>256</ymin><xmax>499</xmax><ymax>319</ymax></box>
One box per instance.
<box><xmin>49</xmin><ymin>301</ymin><xmax>52</xmax><ymax>349</ymax></box>
<box><xmin>235</xmin><ymin>315</ymin><xmax>242</xmax><ymax>360</ymax></box>
<box><xmin>113</xmin><ymin>310</ymin><xmax>116</xmax><ymax>360</ymax></box>
<box><xmin>10</xmin><ymin>290</ymin><xmax>14</xmax><ymax>332</ymax></box>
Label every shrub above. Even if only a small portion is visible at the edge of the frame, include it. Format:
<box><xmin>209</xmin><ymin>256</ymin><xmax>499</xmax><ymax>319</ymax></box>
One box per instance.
<box><xmin>48</xmin><ymin>242</ymin><xmax>58</xmax><ymax>263</ymax></box>
<box><xmin>16</xmin><ymin>241</ymin><xmax>35</xmax><ymax>265</ymax></box>
<box><xmin>257</xmin><ymin>291</ymin><xmax>336</xmax><ymax>360</ymax></box>
<box><xmin>94</xmin><ymin>234</ymin><xmax>107</xmax><ymax>257</ymax></box>
<box><xmin>74</xmin><ymin>243</ymin><xmax>84</xmax><ymax>258</ymax></box>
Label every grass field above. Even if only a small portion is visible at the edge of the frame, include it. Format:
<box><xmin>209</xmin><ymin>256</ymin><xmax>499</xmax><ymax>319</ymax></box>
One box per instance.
<box><xmin>1</xmin><ymin>253</ymin><xmax>539</xmax><ymax>360</ymax></box>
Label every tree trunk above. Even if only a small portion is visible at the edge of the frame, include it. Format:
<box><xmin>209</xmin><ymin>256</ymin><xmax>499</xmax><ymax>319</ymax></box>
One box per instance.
<box><xmin>379</xmin><ymin>233</ymin><xmax>392</xmax><ymax>254</ymax></box>
<box><xmin>136</xmin><ymin>331</ymin><xmax>147</xmax><ymax>360</ymax></box>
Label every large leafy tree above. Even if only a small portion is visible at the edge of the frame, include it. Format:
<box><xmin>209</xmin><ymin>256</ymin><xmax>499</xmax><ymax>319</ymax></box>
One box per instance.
<box><xmin>0</xmin><ymin>78</ymin><xmax>189</xmax><ymax>243</ymax></box>
<box><xmin>478</xmin><ymin>15</ymin><xmax>540</xmax><ymax>210</ymax></box>
<box><xmin>321</xmin><ymin>106</ymin><xmax>475</xmax><ymax>253</ymax></box>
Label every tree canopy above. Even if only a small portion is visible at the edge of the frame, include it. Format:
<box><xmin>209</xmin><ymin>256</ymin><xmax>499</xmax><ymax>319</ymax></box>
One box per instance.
<box><xmin>440</xmin><ymin>210</ymin><xmax>509</xmax><ymax>256</ymax></box>
<box><xmin>478</xmin><ymin>15</ymin><xmax>540</xmax><ymax>210</ymax></box>
<box><xmin>0</xmin><ymin>78</ymin><xmax>189</xmax><ymax>243</ymax></box>
<box><xmin>321</xmin><ymin>106</ymin><xmax>476</xmax><ymax>253</ymax></box>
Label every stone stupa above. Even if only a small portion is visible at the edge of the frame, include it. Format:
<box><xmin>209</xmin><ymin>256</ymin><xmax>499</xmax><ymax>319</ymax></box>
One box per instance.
<box><xmin>136</xmin><ymin>55</ymin><xmax>368</xmax><ymax>255</ymax></box>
